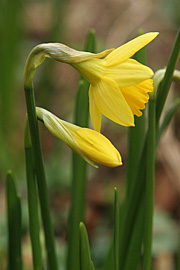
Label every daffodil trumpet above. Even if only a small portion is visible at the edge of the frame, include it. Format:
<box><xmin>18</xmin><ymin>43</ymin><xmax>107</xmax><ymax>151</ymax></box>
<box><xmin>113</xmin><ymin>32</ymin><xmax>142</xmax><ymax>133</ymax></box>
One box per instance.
<box><xmin>36</xmin><ymin>107</ymin><xmax>122</xmax><ymax>168</ymax></box>
<box><xmin>24</xmin><ymin>32</ymin><xmax>158</xmax><ymax>132</ymax></box>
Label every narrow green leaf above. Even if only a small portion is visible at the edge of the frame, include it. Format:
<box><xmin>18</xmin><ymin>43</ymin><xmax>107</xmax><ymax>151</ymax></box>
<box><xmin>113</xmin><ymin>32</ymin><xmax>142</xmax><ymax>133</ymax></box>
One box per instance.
<box><xmin>119</xmin><ymin>30</ymin><xmax>147</xmax><ymax>268</ymax></box>
<box><xmin>79</xmin><ymin>222</ymin><xmax>95</xmax><ymax>270</ymax></box>
<box><xmin>74</xmin><ymin>80</ymin><xmax>89</xmax><ymax>127</ymax></box>
<box><xmin>156</xmin><ymin>27</ymin><xmax>180</xmax><ymax>125</ymax></box>
<box><xmin>157</xmin><ymin>97</ymin><xmax>180</xmax><ymax>146</ymax></box>
<box><xmin>113</xmin><ymin>188</ymin><xmax>119</xmax><ymax>270</ymax></box>
<box><xmin>6</xmin><ymin>171</ymin><xmax>22</xmax><ymax>270</ymax></box>
<box><xmin>85</xmin><ymin>29</ymin><xmax>96</xmax><ymax>53</ymax></box>
<box><xmin>124</xmin><ymin>199</ymin><xmax>144</xmax><ymax>270</ymax></box>
<box><xmin>119</xmin><ymin>28</ymin><xmax>180</xmax><ymax>268</ymax></box>
<box><xmin>126</xmin><ymin>116</ymin><xmax>145</xmax><ymax>195</ymax></box>
<box><xmin>67</xmin><ymin>29</ymin><xmax>96</xmax><ymax>270</ymax></box>
<box><xmin>143</xmin><ymin>95</ymin><xmax>156</xmax><ymax>270</ymax></box>
<box><xmin>126</xmin><ymin>29</ymin><xmax>146</xmax><ymax>196</ymax></box>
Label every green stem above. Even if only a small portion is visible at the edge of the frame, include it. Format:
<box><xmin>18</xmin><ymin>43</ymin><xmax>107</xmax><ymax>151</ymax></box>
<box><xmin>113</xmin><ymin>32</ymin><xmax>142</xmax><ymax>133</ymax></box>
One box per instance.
<box><xmin>24</xmin><ymin>118</ymin><xmax>43</xmax><ymax>270</ymax></box>
<box><xmin>24</xmin><ymin>85</ymin><xmax>58</xmax><ymax>270</ymax></box>
<box><xmin>143</xmin><ymin>95</ymin><xmax>156</xmax><ymax>270</ymax></box>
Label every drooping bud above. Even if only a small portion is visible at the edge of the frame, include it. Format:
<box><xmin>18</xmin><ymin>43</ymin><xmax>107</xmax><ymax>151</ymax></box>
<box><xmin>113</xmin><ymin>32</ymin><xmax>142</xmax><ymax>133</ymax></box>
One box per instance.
<box><xmin>36</xmin><ymin>107</ymin><xmax>122</xmax><ymax>167</ymax></box>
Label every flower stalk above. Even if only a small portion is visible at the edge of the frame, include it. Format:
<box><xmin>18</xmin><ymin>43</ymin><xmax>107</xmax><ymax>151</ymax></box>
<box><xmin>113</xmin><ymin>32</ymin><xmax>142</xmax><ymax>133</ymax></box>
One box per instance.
<box><xmin>24</xmin><ymin>117</ymin><xmax>43</xmax><ymax>270</ymax></box>
<box><xmin>24</xmin><ymin>70</ymin><xmax>58</xmax><ymax>269</ymax></box>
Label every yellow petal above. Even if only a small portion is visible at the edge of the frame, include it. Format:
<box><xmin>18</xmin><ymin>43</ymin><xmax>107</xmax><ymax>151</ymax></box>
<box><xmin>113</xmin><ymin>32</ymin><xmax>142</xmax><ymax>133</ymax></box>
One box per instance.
<box><xmin>104</xmin><ymin>59</ymin><xmax>154</xmax><ymax>87</ymax></box>
<box><xmin>92</xmin><ymin>77</ymin><xmax>134</xmax><ymax>126</ymax></box>
<box><xmin>105</xmin><ymin>32</ymin><xmax>159</xmax><ymax>66</ymax></box>
<box><xmin>75</xmin><ymin>128</ymin><xmax>122</xmax><ymax>167</ymax></box>
<box><xmin>120</xmin><ymin>79</ymin><xmax>153</xmax><ymax>116</ymax></box>
<box><xmin>89</xmin><ymin>85</ymin><xmax>102</xmax><ymax>132</ymax></box>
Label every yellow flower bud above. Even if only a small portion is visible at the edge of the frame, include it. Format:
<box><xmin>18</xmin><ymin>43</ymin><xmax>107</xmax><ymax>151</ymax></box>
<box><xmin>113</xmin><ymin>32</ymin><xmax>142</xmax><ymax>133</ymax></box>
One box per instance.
<box><xmin>36</xmin><ymin>107</ymin><xmax>122</xmax><ymax>168</ymax></box>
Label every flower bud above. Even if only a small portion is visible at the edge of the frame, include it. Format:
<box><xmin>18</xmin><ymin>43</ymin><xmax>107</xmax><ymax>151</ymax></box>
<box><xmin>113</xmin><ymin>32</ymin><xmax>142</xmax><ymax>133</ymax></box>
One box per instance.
<box><xmin>36</xmin><ymin>107</ymin><xmax>122</xmax><ymax>167</ymax></box>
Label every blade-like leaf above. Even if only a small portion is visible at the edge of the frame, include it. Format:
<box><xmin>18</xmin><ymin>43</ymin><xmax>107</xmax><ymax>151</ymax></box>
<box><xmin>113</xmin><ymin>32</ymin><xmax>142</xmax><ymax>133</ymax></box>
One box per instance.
<box><xmin>119</xmin><ymin>28</ymin><xmax>180</xmax><ymax>269</ymax></box>
<box><xmin>113</xmin><ymin>188</ymin><xmax>119</xmax><ymax>270</ymax></box>
<box><xmin>6</xmin><ymin>171</ymin><xmax>22</xmax><ymax>270</ymax></box>
<box><xmin>79</xmin><ymin>222</ymin><xmax>95</xmax><ymax>270</ymax></box>
<box><xmin>157</xmin><ymin>98</ymin><xmax>180</xmax><ymax>146</ymax></box>
<box><xmin>67</xmin><ymin>29</ymin><xmax>96</xmax><ymax>270</ymax></box>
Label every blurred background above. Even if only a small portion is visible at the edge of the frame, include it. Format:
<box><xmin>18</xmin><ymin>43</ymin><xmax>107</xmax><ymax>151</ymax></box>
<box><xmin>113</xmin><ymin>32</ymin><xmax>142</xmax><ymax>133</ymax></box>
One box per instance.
<box><xmin>0</xmin><ymin>0</ymin><xmax>180</xmax><ymax>269</ymax></box>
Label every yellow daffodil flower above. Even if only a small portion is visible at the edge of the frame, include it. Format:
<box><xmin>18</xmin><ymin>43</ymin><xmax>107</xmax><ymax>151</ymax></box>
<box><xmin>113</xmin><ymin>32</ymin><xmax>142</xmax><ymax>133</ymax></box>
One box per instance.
<box><xmin>72</xmin><ymin>32</ymin><xmax>158</xmax><ymax>131</ymax></box>
<box><xmin>24</xmin><ymin>32</ymin><xmax>158</xmax><ymax>131</ymax></box>
<box><xmin>36</xmin><ymin>107</ymin><xmax>122</xmax><ymax>167</ymax></box>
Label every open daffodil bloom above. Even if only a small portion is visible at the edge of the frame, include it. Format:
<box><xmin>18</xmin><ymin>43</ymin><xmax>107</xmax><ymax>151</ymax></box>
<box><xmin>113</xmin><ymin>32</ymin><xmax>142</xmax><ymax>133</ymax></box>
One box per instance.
<box><xmin>24</xmin><ymin>32</ymin><xmax>158</xmax><ymax>132</ymax></box>
<box><xmin>36</xmin><ymin>107</ymin><xmax>122</xmax><ymax>167</ymax></box>
<box><xmin>72</xmin><ymin>32</ymin><xmax>158</xmax><ymax>131</ymax></box>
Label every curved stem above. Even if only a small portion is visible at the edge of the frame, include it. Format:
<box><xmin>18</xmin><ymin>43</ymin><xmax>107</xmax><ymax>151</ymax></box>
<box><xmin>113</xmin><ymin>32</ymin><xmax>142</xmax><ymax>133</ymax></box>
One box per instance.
<box><xmin>24</xmin><ymin>85</ymin><xmax>58</xmax><ymax>270</ymax></box>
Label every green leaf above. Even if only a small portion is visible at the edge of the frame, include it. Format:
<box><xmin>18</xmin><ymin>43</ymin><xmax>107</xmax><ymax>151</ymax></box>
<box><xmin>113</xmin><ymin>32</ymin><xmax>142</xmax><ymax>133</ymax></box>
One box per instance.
<box><xmin>119</xmin><ymin>30</ymin><xmax>147</xmax><ymax>268</ymax></box>
<box><xmin>156</xmin><ymin>27</ymin><xmax>180</xmax><ymax>125</ymax></box>
<box><xmin>142</xmin><ymin>96</ymin><xmax>156</xmax><ymax>270</ymax></box>
<box><xmin>79</xmin><ymin>222</ymin><xmax>95</xmax><ymax>270</ymax></box>
<box><xmin>119</xmin><ymin>28</ymin><xmax>180</xmax><ymax>269</ymax></box>
<box><xmin>66</xmin><ymin>29</ymin><xmax>96</xmax><ymax>270</ymax></box>
<box><xmin>6</xmin><ymin>171</ymin><xmax>22</xmax><ymax>270</ymax></box>
<box><xmin>157</xmin><ymin>97</ymin><xmax>180</xmax><ymax>146</ymax></box>
<box><xmin>113</xmin><ymin>188</ymin><xmax>119</xmax><ymax>270</ymax></box>
<box><xmin>124</xmin><ymin>200</ymin><xmax>144</xmax><ymax>270</ymax></box>
<box><xmin>126</xmin><ymin>29</ymin><xmax>146</xmax><ymax>197</ymax></box>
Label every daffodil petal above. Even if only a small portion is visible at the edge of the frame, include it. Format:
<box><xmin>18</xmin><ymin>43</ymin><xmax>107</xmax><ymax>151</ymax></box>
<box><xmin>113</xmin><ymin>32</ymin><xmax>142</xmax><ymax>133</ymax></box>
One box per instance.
<box><xmin>89</xmin><ymin>85</ymin><xmax>102</xmax><ymax>132</ymax></box>
<box><xmin>105</xmin><ymin>32</ymin><xmax>159</xmax><ymax>66</ymax></box>
<box><xmin>104</xmin><ymin>59</ymin><xmax>154</xmax><ymax>87</ymax></box>
<box><xmin>75</xmin><ymin>128</ymin><xmax>122</xmax><ymax>167</ymax></box>
<box><xmin>92</xmin><ymin>77</ymin><xmax>134</xmax><ymax>126</ymax></box>
<box><xmin>120</xmin><ymin>79</ymin><xmax>153</xmax><ymax>116</ymax></box>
